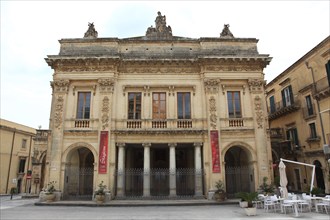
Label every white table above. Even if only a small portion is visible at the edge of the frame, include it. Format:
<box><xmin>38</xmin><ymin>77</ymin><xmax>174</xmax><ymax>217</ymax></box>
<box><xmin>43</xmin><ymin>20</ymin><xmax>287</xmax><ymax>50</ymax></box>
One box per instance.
<box><xmin>283</xmin><ymin>199</ymin><xmax>305</xmax><ymax>217</ymax></box>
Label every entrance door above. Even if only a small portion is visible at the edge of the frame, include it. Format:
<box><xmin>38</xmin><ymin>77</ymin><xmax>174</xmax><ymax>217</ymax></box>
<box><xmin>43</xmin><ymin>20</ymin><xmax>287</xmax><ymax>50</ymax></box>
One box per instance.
<box><xmin>150</xmin><ymin>147</ymin><xmax>169</xmax><ymax>196</ymax></box>
<box><xmin>225</xmin><ymin>146</ymin><xmax>253</xmax><ymax>198</ymax></box>
<box><xmin>63</xmin><ymin>147</ymin><xmax>94</xmax><ymax>200</ymax></box>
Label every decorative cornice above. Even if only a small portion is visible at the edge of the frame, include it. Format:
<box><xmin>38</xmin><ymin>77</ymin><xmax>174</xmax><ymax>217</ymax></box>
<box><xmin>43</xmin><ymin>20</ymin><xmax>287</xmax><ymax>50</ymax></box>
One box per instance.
<box><xmin>63</xmin><ymin>130</ymin><xmax>98</xmax><ymax>136</ymax></box>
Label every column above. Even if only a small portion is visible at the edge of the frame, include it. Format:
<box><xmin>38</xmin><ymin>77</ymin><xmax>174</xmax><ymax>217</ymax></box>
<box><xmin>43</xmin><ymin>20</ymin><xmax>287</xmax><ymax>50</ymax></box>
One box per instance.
<box><xmin>142</xmin><ymin>143</ymin><xmax>151</xmax><ymax>197</ymax></box>
<box><xmin>169</xmin><ymin>143</ymin><xmax>177</xmax><ymax>196</ymax></box>
<box><xmin>116</xmin><ymin>143</ymin><xmax>126</xmax><ymax>197</ymax></box>
<box><xmin>194</xmin><ymin>142</ymin><xmax>203</xmax><ymax>197</ymax></box>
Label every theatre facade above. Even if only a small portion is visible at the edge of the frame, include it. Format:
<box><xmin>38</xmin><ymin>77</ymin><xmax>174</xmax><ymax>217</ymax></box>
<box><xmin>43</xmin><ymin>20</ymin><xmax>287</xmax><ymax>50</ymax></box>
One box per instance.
<box><xmin>44</xmin><ymin>12</ymin><xmax>273</xmax><ymax>200</ymax></box>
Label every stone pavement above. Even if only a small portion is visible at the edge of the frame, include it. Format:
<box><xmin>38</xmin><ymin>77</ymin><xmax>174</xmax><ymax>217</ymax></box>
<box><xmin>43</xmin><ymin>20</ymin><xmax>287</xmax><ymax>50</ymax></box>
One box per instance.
<box><xmin>1</xmin><ymin>196</ymin><xmax>329</xmax><ymax>220</ymax></box>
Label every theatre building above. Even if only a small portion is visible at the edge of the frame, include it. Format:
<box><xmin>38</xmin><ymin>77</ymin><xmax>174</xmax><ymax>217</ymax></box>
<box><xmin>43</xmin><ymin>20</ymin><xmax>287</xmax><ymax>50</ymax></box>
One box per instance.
<box><xmin>44</xmin><ymin>12</ymin><xmax>273</xmax><ymax>200</ymax></box>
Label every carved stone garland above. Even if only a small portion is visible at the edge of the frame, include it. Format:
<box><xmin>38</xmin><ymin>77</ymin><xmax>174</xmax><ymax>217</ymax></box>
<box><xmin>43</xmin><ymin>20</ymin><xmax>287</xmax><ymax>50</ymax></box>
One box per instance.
<box><xmin>101</xmin><ymin>96</ymin><xmax>110</xmax><ymax>130</ymax></box>
<box><xmin>209</xmin><ymin>96</ymin><xmax>217</xmax><ymax>130</ymax></box>
<box><xmin>254</xmin><ymin>95</ymin><xmax>263</xmax><ymax>129</ymax></box>
<box><xmin>54</xmin><ymin>95</ymin><xmax>64</xmax><ymax>129</ymax></box>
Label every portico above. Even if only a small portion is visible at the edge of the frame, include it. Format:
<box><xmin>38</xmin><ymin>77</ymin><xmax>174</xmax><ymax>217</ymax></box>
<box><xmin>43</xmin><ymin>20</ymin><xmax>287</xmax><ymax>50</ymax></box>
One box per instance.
<box><xmin>116</xmin><ymin>142</ymin><xmax>203</xmax><ymax>198</ymax></box>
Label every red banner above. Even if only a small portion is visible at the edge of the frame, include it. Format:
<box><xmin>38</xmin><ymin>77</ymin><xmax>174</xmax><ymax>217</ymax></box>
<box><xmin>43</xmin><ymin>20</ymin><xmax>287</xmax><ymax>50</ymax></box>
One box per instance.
<box><xmin>210</xmin><ymin>130</ymin><xmax>221</xmax><ymax>173</ymax></box>
<box><xmin>98</xmin><ymin>131</ymin><xmax>108</xmax><ymax>174</ymax></box>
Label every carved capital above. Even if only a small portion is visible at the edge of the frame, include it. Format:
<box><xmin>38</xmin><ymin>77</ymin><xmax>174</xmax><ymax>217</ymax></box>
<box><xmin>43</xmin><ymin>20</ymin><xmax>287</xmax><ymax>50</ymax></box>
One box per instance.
<box><xmin>98</xmin><ymin>78</ymin><xmax>115</xmax><ymax>93</ymax></box>
<box><xmin>204</xmin><ymin>78</ymin><xmax>220</xmax><ymax>94</ymax></box>
<box><xmin>248</xmin><ymin>78</ymin><xmax>265</xmax><ymax>93</ymax></box>
<box><xmin>51</xmin><ymin>79</ymin><xmax>70</xmax><ymax>94</ymax></box>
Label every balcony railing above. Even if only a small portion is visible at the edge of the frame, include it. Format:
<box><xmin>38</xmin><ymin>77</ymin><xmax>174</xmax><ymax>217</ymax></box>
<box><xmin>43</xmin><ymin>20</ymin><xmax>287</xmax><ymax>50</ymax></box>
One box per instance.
<box><xmin>114</xmin><ymin>119</ymin><xmax>206</xmax><ymax>131</ymax></box>
<box><xmin>64</xmin><ymin>118</ymin><xmax>99</xmax><ymax>130</ymax></box>
<box><xmin>313</xmin><ymin>76</ymin><xmax>330</xmax><ymax>100</ymax></box>
<box><xmin>269</xmin><ymin>128</ymin><xmax>284</xmax><ymax>139</ymax></box>
<box><xmin>219</xmin><ymin>117</ymin><xmax>254</xmax><ymax>129</ymax></box>
<box><xmin>268</xmin><ymin>99</ymin><xmax>301</xmax><ymax>120</ymax></box>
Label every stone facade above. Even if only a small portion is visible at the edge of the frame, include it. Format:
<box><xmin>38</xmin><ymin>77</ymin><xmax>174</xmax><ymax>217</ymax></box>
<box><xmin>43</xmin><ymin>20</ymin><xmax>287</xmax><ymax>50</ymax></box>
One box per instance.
<box><xmin>44</xmin><ymin>13</ymin><xmax>273</xmax><ymax>200</ymax></box>
<box><xmin>266</xmin><ymin>36</ymin><xmax>330</xmax><ymax>194</ymax></box>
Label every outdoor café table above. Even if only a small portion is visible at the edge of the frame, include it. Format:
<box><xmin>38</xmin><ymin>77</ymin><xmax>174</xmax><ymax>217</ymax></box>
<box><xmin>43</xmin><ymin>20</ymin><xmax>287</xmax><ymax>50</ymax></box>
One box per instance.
<box><xmin>283</xmin><ymin>199</ymin><xmax>306</xmax><ymax>217</ymax></box>
<box><xmin>315</xmin><ymin>197</ymin><xmax>330</xmax><ymax>213</ymax></box>
<box><xmin>310</xmin><ymin>196</ymin><xmax>323</xmax><ymax>210</ymax></box>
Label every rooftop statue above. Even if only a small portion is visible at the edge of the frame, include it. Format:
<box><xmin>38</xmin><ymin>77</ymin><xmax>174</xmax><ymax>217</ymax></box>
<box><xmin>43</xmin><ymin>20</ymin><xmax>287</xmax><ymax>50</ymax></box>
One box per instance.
<box><xmin>146</xmin><ymin>11</ymin><xmax>172</xmax><ymax>39</ymax></box>
<box><xmin>220</xmin><ymin>24</ymin><xmax>234</xmax><ymax>38</ymax></box>
<box><xmin>84</xmin><ymin>22</ymin><xmax>98</xmax><ymax>39</ymax></box>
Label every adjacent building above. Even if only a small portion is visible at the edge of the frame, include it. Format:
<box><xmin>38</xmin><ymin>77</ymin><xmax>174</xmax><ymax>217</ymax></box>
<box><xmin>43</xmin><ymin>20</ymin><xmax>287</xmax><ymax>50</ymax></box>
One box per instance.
<box><xmin>44</xmin><ymin>12</ymin><xmax>273</xmax><ymax>200</ymax></box>
<box><xmin>0</xmin><ymin>119</ymin><xmax>49</xmax><ymax>195</ymax></box>
<box><xmin>266</xmin><ymin>36</ymin><xmax>330</xmax><ymax>194</ymax></box>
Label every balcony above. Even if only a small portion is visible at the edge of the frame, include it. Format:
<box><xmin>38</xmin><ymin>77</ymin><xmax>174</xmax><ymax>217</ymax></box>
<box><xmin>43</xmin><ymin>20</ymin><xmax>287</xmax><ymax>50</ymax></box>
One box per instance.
<box><xmin>313</xmin><ymin>77</ymin><xmax>330</xmax><ymax>100</ymax></box>
<box><xmin>64</xmin><ymin>118</ymin><xmax>99</xmax><ymax>130</ymax></box>
<box><xmin>115</xmin><ymin>118</ymin><xmax>207</xmax><ymax>135</ymax></box>
<box><xmin>268</xmin><ymin>99</ymin><xmax>301</xmax><ymax>121</ymax></box>
<box><xmin>219</xmin><ymin>117</ymin><xmax>254</xmax><ymax>130</ymax></box>
<box><xmin>269</xmin><ymin>128</ymin><xmax>284</xmax><ymax>139</ymax></box>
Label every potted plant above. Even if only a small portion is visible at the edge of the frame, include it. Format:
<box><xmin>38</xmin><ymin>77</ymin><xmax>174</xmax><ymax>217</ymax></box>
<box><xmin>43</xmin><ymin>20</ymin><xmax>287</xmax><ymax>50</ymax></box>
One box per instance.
<box><xmin>43</xmin><ymin>181</ymin><xmax>56</xmax><ymax>202</ymax></box>
<box><xmin>258</xmin><ymin>177</ymin><xmax>274</xmax><ymax>195</ymax></box>
<box><xmin>236</xmin><ymin>192</ymin><xmax>258</xmax><ymax>216</ymax></box>
<box><xmin>213</xmin><ymin>180</ymin><xmax>226</xmax><ymax>201</ymax></box>
<box><xmin>94</xmin><ymin>181</ymin><xmax>106</xmax><ymax>204</ymax></box>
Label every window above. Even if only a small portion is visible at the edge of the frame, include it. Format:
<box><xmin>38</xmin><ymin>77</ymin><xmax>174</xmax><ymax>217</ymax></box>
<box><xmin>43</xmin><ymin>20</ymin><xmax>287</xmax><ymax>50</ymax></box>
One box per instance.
<box><xmin>152</xmin><ymin>92</ymin><xmax>166</xmax><ymax>119</ymax></box>
<box><xmin>281</xmin><ymin>85</ymin><xmax>294</xmax><ymax>107</ymax></box>
<box><xmin>326</xmin><ymin>60</ymin><xmax>330</xmax><ymax>87</ymax></box>
<box><xmin>21</xmin><ymin>139</ymin><xmax>27</xmax><ymax>148</ymax></box>
<box><xmin>227</xmin><ymin>91</ymin><xmax>241</xmax><ymax>118</ymax></box>
<box><xmin>18</xmin><ymin>158</ymin><xmax>26</xmax><ymax>173</ymax></box>
<box><xmin>269</xmin><ymin>96</ymin><xmax>276</xmax><ymax>113</ymax></box>
<box><xmin>309</xmin><ymin>123</ymin><xmax>317</xmax><ymax>138</ymax></box>
<box><xmin>177</xmin><ymin>92</ymin><xmax>191</xmax><ymax>119</ymax></box>
<box><xmin>305</xmin><ymin>95</ymin><xmax>314</xmax><ymax>116</ymax></box>
<box><xmin>128</xmin><ymin>93</ymin><xmax>141</xmax><ymax>119</ymax></box>
<box><xmin>77</xmin><ymin>92</ymin><xmax>91</xmax><ymax>119</ymax></box>
<box><xmin>286</xmin><ymin>128</ymin><xmax>299</xmax><ymax>148</ymax></box>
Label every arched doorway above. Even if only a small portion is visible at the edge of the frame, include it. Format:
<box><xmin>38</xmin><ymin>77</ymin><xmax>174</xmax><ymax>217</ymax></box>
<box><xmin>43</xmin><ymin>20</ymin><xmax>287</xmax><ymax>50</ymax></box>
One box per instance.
<box><xmin>63</xmin><ymin>147</ymin><xmax>94</xmax><ymax>200</ymax></box>
<box><xmin>225</xmin><ymin>146</ymin><xmax>254</xmax><ymax>198</ymax></box>
<box><xmin>313</xmin><ymin>160</ymin><xmax>325</xmax><ymax>191</ymax></box>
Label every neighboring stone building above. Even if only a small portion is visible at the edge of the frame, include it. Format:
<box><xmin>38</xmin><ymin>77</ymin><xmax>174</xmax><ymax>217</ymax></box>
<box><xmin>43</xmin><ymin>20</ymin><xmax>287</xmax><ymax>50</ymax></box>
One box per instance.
<box><xmin>266</xmin><ymin>36</ymin><xmax>330</xmax><ymax>194</ymax></box>
<box><xmin>0</xmin><ymin>119</ymin><xmax>49</xmax><ymax>195</ymax></box>
<box><xmin>44</xmin><ymin>12</ymin><xmax>273</xmax><ymax>200</ymax></box>
<box><xmin>1</xmin><ymin>119</ymin><xmax>34</xmax><ymax>194</ymax></box>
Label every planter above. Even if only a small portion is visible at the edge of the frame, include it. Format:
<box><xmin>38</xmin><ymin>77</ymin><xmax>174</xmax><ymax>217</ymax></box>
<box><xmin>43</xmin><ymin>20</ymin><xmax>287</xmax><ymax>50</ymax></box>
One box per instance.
<box><xmin>44</xmin><ymin>193</ymin><xmax>56</xmax><ymax>202</ymax></box>
<box><xmin>213</xmin><ymin>192</ymin><xmax>226</xmax><ymax>201</ymax></box>
<box><xmin>244</xmin><ymin>207</ymin><xmax>257</xmax><ymax>216</ymax></box>
<box><xmin>239</xmin><ymin>201</ymin><xmax>248</xmax><ymax>208</ymax></box>
<box><xmin>95</xmin><ymin>194</ymin><xmax>105</xmax><ymax>204</ymax></box>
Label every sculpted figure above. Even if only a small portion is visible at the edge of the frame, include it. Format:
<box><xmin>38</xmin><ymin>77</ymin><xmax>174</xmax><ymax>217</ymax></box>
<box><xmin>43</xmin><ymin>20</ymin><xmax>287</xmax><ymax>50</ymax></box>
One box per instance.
<box><xmin>220</xmin><ymin>24</ymin><xmax>234</xmax><ymax>38</ymax></box>
<box><xmin>84</xmin><ymin>22</ymin><xmax>98</xmax><ymax>38</ymax></box>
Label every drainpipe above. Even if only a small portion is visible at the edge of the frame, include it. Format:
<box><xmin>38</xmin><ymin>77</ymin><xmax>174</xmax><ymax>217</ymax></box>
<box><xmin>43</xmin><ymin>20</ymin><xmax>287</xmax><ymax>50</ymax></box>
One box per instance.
<box><xmin>6</xmin><ymin>129</ymin><xmax>16</xmax><ymax>194</ymax></box>
<box><xmin>25</xmin><ymin>134</ymin><xmax>33</xmax><ymax>194</ymax></box>
<box><xmin>305</xmin><ymin>62</ymin><xmax>327</xmax><ymax>146</ymax></box>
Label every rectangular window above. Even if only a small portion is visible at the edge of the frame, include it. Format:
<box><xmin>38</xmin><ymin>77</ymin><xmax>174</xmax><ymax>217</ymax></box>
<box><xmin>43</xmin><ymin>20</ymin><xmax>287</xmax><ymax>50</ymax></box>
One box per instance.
<box><xmin>18</xmin><ymin>158</ymin><xmax>26</xmax><ymax>173</ymax></box>
<box><xmin>305</xmin><ymin>95</ymin><xmax>314</xmax><ymax>116</ymax></box>
<box><xmin>227</xmin><ymin>91</ymin><xmax>241</xmax><ymax>118</ymax></box>
<box><xmin>128</xmin><ymin>93</ymin><xmax>141</xmax><ymax>119</ymax></box>
<box><xmin>21</xmin><ymin>139</ymin><xmax>27</xmax><ymax>148</ymax></box>
<box><xmin>177</xmin><ymin>92</ymin><xmax>191</xmax><ymax>119</ymax></box>
<box><xmin>281</xmin><ymin>85</ymin><xmax>294</xmax><ymax>107</ymax></box>
<box><xmin>286</xmin><ymin>128</ymin><xmax>299</xmax><ymax>148</ymax></box>
<box><xmin>269</xmin><ymin>96</ymin><xmax>276</xmax><ymax>113</ymax></box>
<box><xmin>77</xmin><ymin>92</ymin><xmax>91</xmax><ymax>119</ymax></box>
<box><xmin>153</xmin><ymin>92</ymin><xmax>166</xmax><ymax>119</ymax></box>
<box><xmin>309</xmin><ymin>123</ymin><xmax>317</xmax><ymax>138</ymax></box>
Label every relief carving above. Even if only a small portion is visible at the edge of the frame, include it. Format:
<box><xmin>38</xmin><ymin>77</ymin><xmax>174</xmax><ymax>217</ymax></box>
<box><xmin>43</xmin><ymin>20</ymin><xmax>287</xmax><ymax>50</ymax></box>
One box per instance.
<box><xmin>209</xmin><ymin>96</ymin><xmax>217</xmax><ymax>129</ymax></box>
<box><xmin>54</xmin><ymin>95</ymin><xmax>64</xmax><ymax>129</ymax></box>
<box><xmin>98</xmin><ymin>78</ymin><xmax>115</xmax><ymax>93</ymax></box>
<box><xmin>248</xmin><ymin>78</ymin><xmax>265</xmax><ymax>93</ymax></box>
<box><xmin>254</xmin><ymin>95</ymin><xmax>263</xmax><ymax>129</ymax></box>
<box><xmin>204</xmin><ymin>78</ymin><xmax>220</xmax><ymax>94</ymax></box>
<box><xmin>51</xmin><ymin>79</ymin><xmax>70</xmax><ymax>93</ymax></box>
<box><xmin>101</xmin><ymin>96</ymin><xmax>110</xmax><ymax>130</ymax></box>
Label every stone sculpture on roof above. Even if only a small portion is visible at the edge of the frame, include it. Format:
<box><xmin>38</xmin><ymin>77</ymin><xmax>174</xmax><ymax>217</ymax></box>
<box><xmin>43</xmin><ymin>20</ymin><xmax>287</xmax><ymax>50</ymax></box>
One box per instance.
<box><xmin>146</xmin><ymin>11</ymin><xmax>172</xmax><ymax>39</ymax></box>
<box><xmin>220</xmin><ymin>24</ymin><xmax>234</xmax><ymax>38</ymax></box>
<box><xmin>84</xmin><ymin>22</ymin><xmax>98</xmax><ymax>39</ymax></box>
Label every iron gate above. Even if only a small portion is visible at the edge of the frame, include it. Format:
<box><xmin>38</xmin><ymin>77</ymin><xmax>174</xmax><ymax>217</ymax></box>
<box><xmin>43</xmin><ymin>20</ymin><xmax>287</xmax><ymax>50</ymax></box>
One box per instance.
<box><xmin>225</xmin><ymin>165</ymin><xmax>253</xmax><ymax>198</ymax></box>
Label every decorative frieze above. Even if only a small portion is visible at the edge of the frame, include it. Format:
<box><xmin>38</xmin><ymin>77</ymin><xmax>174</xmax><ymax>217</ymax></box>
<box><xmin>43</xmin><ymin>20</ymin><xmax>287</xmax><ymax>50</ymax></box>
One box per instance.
<box><xmin>118</xmin><ymin>66</ymin><xmax>200</xmax><ymax>74</ymax></box>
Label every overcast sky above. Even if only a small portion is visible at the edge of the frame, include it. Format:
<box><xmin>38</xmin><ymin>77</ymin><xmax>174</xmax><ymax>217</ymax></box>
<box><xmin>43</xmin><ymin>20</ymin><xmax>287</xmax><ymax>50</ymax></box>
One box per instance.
<box><xmin>1</xmin><ymin>1</ymin><xmax>329</xmax><ymax>129</ymax></box>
